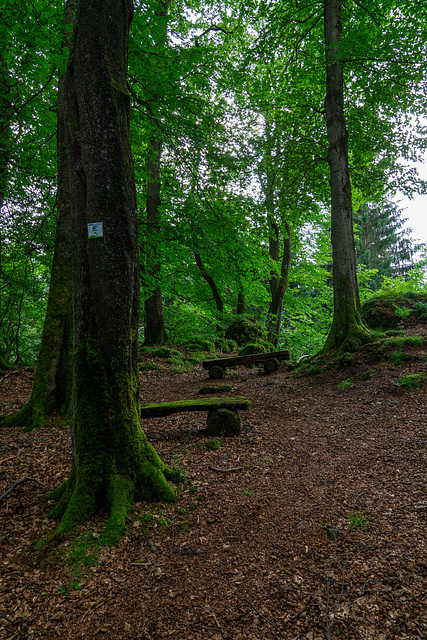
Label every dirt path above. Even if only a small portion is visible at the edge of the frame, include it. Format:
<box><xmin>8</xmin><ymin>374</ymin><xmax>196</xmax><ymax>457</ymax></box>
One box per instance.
<box><xmin>0</xmin><ymin>334</ymin><xmax>426</xmax><ymax>639</ymax></box>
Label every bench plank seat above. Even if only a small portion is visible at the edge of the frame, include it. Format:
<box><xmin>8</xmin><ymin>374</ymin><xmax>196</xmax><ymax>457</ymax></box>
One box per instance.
<box><xmin>141</xmin><ymin>396</ymin><xmax>250</xmax><ymax>419</ymax></box>
<box><xmin>202</xmin><ymin>350</ymin><xmax>290</xmax><ymax>371</ymax></box>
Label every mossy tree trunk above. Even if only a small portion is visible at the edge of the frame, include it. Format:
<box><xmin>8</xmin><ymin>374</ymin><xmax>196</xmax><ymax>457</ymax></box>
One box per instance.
<box><xmin>49</xmin><ymin>0</ymin><xmax>179</xmax><ymax>544</ymax></box>
<box><xmin>4</xmin><ymin>2</ymin><xmax>75</xmax><ymax>429</ymax></box>
<box><xmin>0</xmin><ymin>51</ymin><xmax>11</xmax><ymax>372</ymax></box>
<box><xmin>321</xmin><ymin>0</ymin><xmax>370</xmax><ymax>354</ymax></box>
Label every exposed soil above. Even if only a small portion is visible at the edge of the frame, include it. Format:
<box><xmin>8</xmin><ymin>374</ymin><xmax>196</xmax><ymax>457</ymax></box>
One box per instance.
<box><xmin>0</xmin><ymin>328</ymin><xmax>426</xmax><ymax>640</ymax></box>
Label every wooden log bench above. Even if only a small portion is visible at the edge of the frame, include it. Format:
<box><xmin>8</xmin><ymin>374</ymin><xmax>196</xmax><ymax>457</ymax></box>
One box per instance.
<box><xmin>202</xmin><ymin>350</ymin><xmax>291</xmax><ymax>379</ymax></box>
<box><xmin>140</xmin><ymin>397</ymin><xmax>250</xmax><ymax>437</ymax></box>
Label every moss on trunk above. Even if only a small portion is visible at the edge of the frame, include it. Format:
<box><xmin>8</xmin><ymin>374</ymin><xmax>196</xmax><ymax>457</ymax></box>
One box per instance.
<box><xmin>320</xmin><ymin>1</ymin><xmax>373</xmax><ymax>356</ymax></box>
<box><xmin>48</xmin><ymin>334</ymin><xmax>181</xmax><ymax>544</ymax></box>
<box><xmin>47</xmin><ymin>0</ymin><xmax>181</xmax><ymax>544</ymax></box>
<box><xmin>3</xmin><ymin>2</ymin><xmax>73</xmax><ymax>432</ymax></box>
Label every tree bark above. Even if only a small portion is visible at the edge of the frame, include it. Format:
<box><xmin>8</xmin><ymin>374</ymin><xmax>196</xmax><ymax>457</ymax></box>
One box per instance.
<box><xmin>141</xmin><ymin>0</ymin><xmax>171</xmax><ymax>346</ymax></box>
<box><xmin>3</xmin><ymin>1</ymin><xmax>75</xmax><ymax>429</ymax></box>
<box><xmin>236</xmin><ymin>292</ymin><xmax>245</xmax><ymax>315</ymax></box>
<box><xmin>263</xmin><ymin>114</ymin><xmax>291</xmax><ymax>347</ymax></box>
<box><xmin>48</xmin><ymin>0</ymin><xmax>179</xmax><ymax>544</ymax></box>
<box><xmin>142</xmin><ymin>138</ymin><xmax>166</xmax><ymax>345</ymax></box>
<box><xmin>267</xmin><ymin>222</ymin><xmax>291</xmax><ymax>347</ymax></box>
<box><xmin>0</xmin><ymin>51</ymin><xmax>11</xmax><ymax>372</ymax></box>
<box><xmin>194</xmin><ymin>251</ymin><xmax>224</xmax><ymax>335</ymax></box>
<box><xmin>321</xmin><ymin>0</ymin><xmax>369</xmax><ymax>353</ymax></box>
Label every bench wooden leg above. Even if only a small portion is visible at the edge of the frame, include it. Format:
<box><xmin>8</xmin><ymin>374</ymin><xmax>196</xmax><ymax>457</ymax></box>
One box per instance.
<box><xmin>208</xmin><ymin>365</ymin><xmax>225</xmax><ymax>380</ymax></box>
<box><xmin>206</xmin><ymin>408</ymin><xmax>241</xmax><ymax>436</ymax></box>
<box><xmin>263</xmin><ymin>358</ymin><xmax>279</xmax><ymax>374</ymax></box>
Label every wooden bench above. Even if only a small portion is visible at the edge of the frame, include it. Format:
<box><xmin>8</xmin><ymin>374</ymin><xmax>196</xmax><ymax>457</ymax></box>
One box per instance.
<box><xmin>202</xmin><ymin>350</ymin><xmax>290</xmax><ymax>379</ymax></box>
<box><xmin>141</xmin><ymin>397</ymin><xmax>250</xmax><ymax>437</ymax></box>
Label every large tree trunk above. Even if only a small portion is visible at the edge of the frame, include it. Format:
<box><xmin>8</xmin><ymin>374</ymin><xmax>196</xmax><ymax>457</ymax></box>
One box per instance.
<box><xmin>321</xmin><ymin>0</ymin><xmax>369</xmax><ymax>354</ymax></box>
<box><xmin>48</xmin><ymin>0</ymin><xmax>179</xmax><ymax>544</ymax></box>
<box><xmin>4</xmin><ymin>2</ymin><xmax>75</xmax><ymax>429</ymax></box>
<box><xmin>0</xmin><ymin>51</ymin><xmax>11</xmax><ymax>372</ymax></box>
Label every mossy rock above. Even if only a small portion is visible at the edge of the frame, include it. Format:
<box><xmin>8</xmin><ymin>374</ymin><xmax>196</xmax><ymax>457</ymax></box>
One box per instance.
<box><xmin>198</xmin><ymin>385</ymin><xmax>234</xmax><ymax>395</ymax></box>
<box><xmin>182</xmin><ymin>340</ymin><xmax>214</xmax><ymax>353</ymax></box>
<box><xmin>238</xmin><ymin>342</ymin><xmax>273</xmax><ymax>356</ymax></box>
<box><xmin>362</xmin><ymin>293</ymin><xmax>427</xmax><ymax>330</ymax></box>
<box><xmin>215</xmin><ymin>338</ymin><xmax>237</xmax><ymax>353</ymax></box>
<box><xmin>225</xmin><ymin>316</ymin><xmax>264</xmax><ymax>346</ymax></box>
<box><xmin>206</xmin><ymin>408</ymin><xmax>241</xmax><ymax>437</ymax></box>
<box><xmin>149</xmin><ymin>347</ymin><xmax>174</xmax><ymax>358</ymax></box>
<box><xmin>139</xmin><ymin>362</ymin><xmax>160</xmax><ymax>371</ymax></box>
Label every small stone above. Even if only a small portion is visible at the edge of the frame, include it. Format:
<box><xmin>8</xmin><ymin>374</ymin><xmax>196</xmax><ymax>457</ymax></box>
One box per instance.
<box><xmin>173</xmin><ymin>545</ymin><xmax>203</xmax><ymax>556</ymax></box>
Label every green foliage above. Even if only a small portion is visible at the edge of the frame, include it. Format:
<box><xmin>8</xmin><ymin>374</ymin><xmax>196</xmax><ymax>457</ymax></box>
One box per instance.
<box><xmin>354</xmin><ymin>201</ymin><xmax>424</xmax><ymax>290</ymax></box>
<box><xmin>363</xmin><ymin>293</ymin><xmax>427</xmax><ymax>330</ymax></box>
<box><xmin>150</xmin><ymin>347</ymin><xmax>174</xmax><ymax>358</ymax></box>
<box><xmin>394</xmin><ymin>305</ymin><xmax>411</xmax><ymax>320</ymax></box>
<box><xmin>225</xmin><ymin>317</ymin><xmax>266</xmax><ymax>346</ymax></box>
<box><xmin>238</xmin><ymin>342</ymin><xmax>269</xmax><ymax>356</ymax></box>
<box><xmin>337</xmin><ymin>378</ymin><xmax>354</xmax><ymax>390</ymax></box>
<box><xmin>346</xmin><ymin>511</ymin><xmax>370</xmax><ymax>529</ymax></box>
<box><xmin>392</xmin><ymin>373</ymin><xmax>426</xmax><ymax>391</ymax></box>
<box><xmin>376</xmin><ymin>267</ymin><xmax>427</xmax><ymax>296</ymax></box>
<box><xmin>3</xmin><ymin>0</ymin><xmax>427</xmax><ymax>380</ymax></box>
<box><xmin>139</xmin><ymin>361</ymin><xmax>160</xmax><ymax>371</ymax></box>
<box><xmin>205</xmin><ymin>439</ymin><xmax>221</xmax><ymax>450</ymax></box>
<box><xmin>384</xmin><ymin>336</ymin><xmax>423</xmax><ymax>350</ymax></box>
<box><xmin>415</xmin><ymin>301</ymin><xmax>427</xmax><ymax>322</ymax></box>
<box><xmin>388</xmin><ymin>351</ymin><xmax>409</xmax><ymax>367</ymax></box>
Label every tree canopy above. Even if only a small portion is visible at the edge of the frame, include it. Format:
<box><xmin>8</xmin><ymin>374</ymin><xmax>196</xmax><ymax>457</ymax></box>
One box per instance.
<box><xmin>1</xmin><ymin>0</ymin><xmax>427</xmax><ymax>368</ymax></box>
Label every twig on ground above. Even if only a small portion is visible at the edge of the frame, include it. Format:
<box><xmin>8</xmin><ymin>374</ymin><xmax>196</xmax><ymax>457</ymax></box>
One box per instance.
<box><xmin>209</xmin><ymin>465</ymin><xmax>245</xmax><ymax>473</ymax></box>
<box><xmin>0</xmin><ymin>455</ymin><xmax>16</xmax><ymax>465</ymax></box>
<box><xmin>0</xmin><ymin>476</ymin><xmax>43</xmax><ymax>504</ymax></box>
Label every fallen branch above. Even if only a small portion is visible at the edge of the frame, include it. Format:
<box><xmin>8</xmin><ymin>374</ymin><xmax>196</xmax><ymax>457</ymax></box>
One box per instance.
<box><xmin>0</xmin><ymin>367</ymin><xmax>30</xmax><ymax>384</ymax></box>
<box><xmin>0</xmin><ymin>455</ymin><xmax>16</xmax><ymax>465</ymax></box>
<box><xmin>0</xmin><ymin>477</ymin><xmax>43</xmax><ymax>504</ymax></box>
<box><xmin>209</xmin><ymin>466</ymin><xmax>245</xmax><ymax>473</ymax></box>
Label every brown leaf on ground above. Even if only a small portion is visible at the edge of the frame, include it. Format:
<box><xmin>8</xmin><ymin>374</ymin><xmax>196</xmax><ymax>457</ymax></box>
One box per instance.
<box><xmin>0</xmin><ymin>329</ymin><xmax>426</xmax><ymax>639</ymax></box>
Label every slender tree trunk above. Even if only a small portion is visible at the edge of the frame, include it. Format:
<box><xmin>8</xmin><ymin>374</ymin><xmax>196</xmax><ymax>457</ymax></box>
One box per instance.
<box><xmin>194</xmin><ymin>251</ymin><xmax>224</xmax><ymax>335</ymax></box>
<box><xmin>321</xmin><ymin>0</ymin><xmax>369</xmax><ymax>353</ymax></box>
<box><xmin>141</xmin><ymin>0</ymin><xmax>171</xmax><ymax>346</ymax></box>
<box><xmin>267</xmin><ymin>222</ymin><xmax>291</xmax><ymax>347</ymax></box>
<box><xmin>263</xmin><ymin>114</ymin><xmax>291</xmax><ymax>347</ymax></box>
<box><xmin>3</xmin><ymin>2</ymin><xmax>74</xmax><ymax>429</ymax></box>
<box><xmin>48</xmin><ymin>0</ymin><xmax>180</xmax><ymax>544</ymax></box>
<box><xmin>236</xmin><ymin>292</ymin><xmax>245</xmax><ymax>315</ymax></box>
<box><xmin>143</xmin><ymin>138</ymin><xmax>166</xmax><ymax>345</ymax></box>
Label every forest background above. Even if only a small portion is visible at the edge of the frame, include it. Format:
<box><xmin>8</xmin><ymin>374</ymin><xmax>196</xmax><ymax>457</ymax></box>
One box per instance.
<box><xmin>1</xmin><ymin>0</ymin><xmax>427</xmax><ymax>371</ymax></box>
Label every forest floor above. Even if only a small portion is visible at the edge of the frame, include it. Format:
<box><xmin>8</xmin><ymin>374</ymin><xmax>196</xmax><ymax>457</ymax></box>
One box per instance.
<box><xmin>0</xmin><ymin>326</ymin><xmax>426</xmax><ymax>640</ymax></box>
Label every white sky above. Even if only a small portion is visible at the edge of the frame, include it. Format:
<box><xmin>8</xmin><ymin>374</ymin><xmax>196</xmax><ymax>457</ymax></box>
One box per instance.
<box><xmin>397</xmin><ymin>160</ymin><xmax>427</xmax><ymax>246</ymax></box>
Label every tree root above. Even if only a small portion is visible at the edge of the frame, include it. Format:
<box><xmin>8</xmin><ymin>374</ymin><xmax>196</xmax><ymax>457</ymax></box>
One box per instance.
<box><xmin>48</xmin><ymin>450</ymin><xmax>183</xmax><ymax>546</ymax></box>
